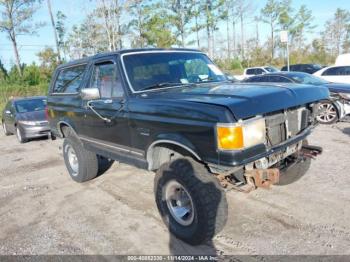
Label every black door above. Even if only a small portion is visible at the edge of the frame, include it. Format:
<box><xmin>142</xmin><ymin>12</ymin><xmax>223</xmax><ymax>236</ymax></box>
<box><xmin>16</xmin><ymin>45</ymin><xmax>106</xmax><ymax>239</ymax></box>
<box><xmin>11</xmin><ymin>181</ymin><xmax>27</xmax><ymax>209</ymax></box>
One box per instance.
<box><xmin>80</xmin><ymin>57</ymin><xmax>132</xmax><ymax>152</ymax></box>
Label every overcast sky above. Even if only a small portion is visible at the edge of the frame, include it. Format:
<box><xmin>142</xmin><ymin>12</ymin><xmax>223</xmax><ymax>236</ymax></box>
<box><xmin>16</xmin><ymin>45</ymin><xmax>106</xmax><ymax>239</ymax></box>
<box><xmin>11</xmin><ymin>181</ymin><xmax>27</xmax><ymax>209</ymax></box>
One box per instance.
<box><xmin>0</xmin><ymin>0</ymin><xmax>349</xmax><ymax>69</ymax></box>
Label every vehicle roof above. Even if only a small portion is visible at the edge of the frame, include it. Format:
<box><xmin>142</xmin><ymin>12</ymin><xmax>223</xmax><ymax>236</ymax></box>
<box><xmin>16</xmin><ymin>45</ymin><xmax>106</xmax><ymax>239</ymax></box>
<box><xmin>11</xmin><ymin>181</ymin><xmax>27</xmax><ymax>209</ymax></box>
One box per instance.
<box><xmin>9</xmin><ymin>96</ymin><xmax>47</xmax><ymax>102</ymax></box>
<box><xmin>282</xmin><ymin>63</ymin><xmax>320</xmax><ymax>67</ymax></box>
<box><xmin>313</xmin><ymin>64</ymin><xmax>350</xmax><ymax>75</ymax></box>
<box><xmin>249</xmin><ymin>71</ymin><xmax>310</xmax><ymax>78</ymax></box>
<box><xmin>246</xmin><ymin>66</ymin><xmax>272</xmax><ymax>69</ymax></box>
<box><xmin>56</xmin><ymin>48</ymin><xmax>202</xmax><ymax>70</ymax></box>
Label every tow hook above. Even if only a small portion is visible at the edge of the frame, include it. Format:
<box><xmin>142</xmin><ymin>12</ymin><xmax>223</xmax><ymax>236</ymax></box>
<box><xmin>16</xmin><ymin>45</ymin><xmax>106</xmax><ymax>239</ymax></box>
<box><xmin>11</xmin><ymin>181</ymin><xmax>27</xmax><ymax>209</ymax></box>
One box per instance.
<box><xmin>245</xmin><ymin>168</ymin><xmax>280</xmax><ymax>190</ymax></box>
<box><xmin>301</xmin><ymin>145</ymin><xmax>323</xmax><ymax>159</ymax></box>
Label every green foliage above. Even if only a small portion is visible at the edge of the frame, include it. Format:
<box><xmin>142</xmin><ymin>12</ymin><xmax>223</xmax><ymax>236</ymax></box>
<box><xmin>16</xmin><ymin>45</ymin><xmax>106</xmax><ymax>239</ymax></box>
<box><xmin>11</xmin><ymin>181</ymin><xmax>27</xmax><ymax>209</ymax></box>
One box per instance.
<box><xmin>215</xmin><ymin>58</ymin><xmax>243</xmax><ymax>74</ymax></box>
<box><xmin>322</xmin><ymin>8</ymin><xmax>350</xmax><ymax>56</ymax></box>
<box><xmin>0</xmin><ymin>47</ymin><xmax>56</xmax><ymax>111</ymax></box>
<box><xmin>166</xmin><ymin>0</ymin><xmax>195</xmax><ymax>46</ymax></box>
<box><xmin>0</xmin><ymin>60</ymin><xmax>8</xmax><ymax>81</ymax></box>
<box><xmin>23</xmin><ymin>64</ymin><xmax>41</xmax><ymax>86</ymax></box>
<box><xmin>0</xmin><ymin>82</ymin><xmax>47</xmax><ymax>113</ymax></box>
<box><xmin>142</xmin><ymin>8</ymin><xmax>177</xmax><ymax>48</ymax></box>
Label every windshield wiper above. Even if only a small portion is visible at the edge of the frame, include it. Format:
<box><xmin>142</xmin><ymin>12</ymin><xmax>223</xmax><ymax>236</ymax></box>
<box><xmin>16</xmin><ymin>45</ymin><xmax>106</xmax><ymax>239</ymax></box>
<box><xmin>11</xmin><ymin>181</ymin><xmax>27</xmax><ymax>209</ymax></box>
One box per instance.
<box><xmin>142</xmin><ymin>82</ymin><xmax>186</xmax><ymax>91</ymax></box>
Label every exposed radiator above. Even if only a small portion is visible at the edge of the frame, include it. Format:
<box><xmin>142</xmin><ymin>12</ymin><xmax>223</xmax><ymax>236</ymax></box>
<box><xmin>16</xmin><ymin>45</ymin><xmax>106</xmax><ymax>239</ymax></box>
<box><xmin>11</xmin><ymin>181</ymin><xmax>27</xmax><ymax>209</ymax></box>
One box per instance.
<box><xmin>265</xmin><ymin>107</ymin><xmax>310</xmax><ymax>147</ymax></box>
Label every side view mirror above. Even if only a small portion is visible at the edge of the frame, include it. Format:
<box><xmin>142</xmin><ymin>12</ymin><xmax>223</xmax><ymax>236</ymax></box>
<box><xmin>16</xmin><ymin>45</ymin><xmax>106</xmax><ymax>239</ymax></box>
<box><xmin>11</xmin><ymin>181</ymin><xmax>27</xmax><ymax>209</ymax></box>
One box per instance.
<box><xmin>5</xmin><ymin>110</ymin><xmax>11</xmax><ymax>115</ymax></box>
<box><xmin>81</xmin><ymin>88</ymin><xmax>101</xmax><ymax>100</ymax></box>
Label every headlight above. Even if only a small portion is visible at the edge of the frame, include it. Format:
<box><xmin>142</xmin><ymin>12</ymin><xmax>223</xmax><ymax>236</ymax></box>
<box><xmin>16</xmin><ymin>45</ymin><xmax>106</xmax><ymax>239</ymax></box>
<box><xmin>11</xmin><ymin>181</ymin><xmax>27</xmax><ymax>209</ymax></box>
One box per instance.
<box><xmin>339</xmin><ymin>93</ymin><xmax>350</xmax><ymax>100</ymax></box>
<box><xmin>216</xmin><ymin>117</ymin><xmax>266</xmax><ymax>150</ymax></box>
<box><xmin>18</xmin><ymin>120</ymin><xmax>38</xmax><ymax>126</ymax></box>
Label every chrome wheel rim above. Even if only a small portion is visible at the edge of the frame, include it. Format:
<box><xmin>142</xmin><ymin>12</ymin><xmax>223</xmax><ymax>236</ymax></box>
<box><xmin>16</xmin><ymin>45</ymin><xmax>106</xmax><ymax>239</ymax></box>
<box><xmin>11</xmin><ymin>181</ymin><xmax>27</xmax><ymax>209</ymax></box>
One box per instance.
<box><xmin>66</xmin><ymin>145</ymin><xmax>79</xmax><ymax>176</ymax></box>
<box><xmin>317</xmin><ymin>103</ymin><xmax>337</xmax><ymax>123</ymax></box>
<box><xmin>164</xmin><ymin>180</ymin><xmax>194</xmax><ymax>226</ymax></box>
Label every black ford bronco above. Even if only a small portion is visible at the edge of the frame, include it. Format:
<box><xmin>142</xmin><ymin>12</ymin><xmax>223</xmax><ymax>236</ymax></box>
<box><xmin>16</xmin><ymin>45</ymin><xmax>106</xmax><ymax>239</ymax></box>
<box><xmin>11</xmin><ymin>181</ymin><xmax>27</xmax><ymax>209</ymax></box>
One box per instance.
<box><xmin>47</xmin><ymin>48</ymin><xmax>328</xmax><ymax>245</ymax></box>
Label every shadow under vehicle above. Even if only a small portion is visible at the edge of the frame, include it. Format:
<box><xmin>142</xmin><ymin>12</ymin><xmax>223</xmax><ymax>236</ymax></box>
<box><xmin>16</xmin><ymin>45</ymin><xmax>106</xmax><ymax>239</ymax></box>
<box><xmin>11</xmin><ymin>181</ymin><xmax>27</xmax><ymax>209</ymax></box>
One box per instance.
<box><xmin>46</xmin><ymin>48</ymin><xmax>328</xmax><ymax>245</ymax></box>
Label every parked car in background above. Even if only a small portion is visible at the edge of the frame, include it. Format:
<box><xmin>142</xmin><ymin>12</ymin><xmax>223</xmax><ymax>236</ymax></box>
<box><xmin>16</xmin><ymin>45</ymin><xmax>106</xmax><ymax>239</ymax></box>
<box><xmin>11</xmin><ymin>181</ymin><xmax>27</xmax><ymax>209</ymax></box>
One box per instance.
<box><xmin>313</xmin><ymin>65</ymin><xmax>350</xmax><ymax>84</ymax></box>
<box><xmin>234</xmin><ymin>66</ymin><xmax>279</xmax><ymax>80</ymax></box>
<box><xmin>281</xmin><ymin>64</ymin><xmax>323</xmax><ymax>74</ymax></box>
<box><xmin>243</xmin><ymin>72</ymin><xmax>350</xmax><ymax>124</ymax></box>
<box><xmin>1</xmin><ymin>96</ymin><xmax>50</xmax><ymax>143</ymax></box>
<box><xmin>47</xmin><ymin>48</ymin><xmax>328</xmax><ymax>245</ymax></box>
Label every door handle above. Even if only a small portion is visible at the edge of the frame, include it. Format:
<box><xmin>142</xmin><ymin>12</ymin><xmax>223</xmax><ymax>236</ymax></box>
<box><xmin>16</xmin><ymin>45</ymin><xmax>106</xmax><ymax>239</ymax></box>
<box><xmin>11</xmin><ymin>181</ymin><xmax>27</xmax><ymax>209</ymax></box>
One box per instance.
<box><xmin>87</xmin><ymin>100</ymin><xmax>111</xmax><ymax>123</ymax></box>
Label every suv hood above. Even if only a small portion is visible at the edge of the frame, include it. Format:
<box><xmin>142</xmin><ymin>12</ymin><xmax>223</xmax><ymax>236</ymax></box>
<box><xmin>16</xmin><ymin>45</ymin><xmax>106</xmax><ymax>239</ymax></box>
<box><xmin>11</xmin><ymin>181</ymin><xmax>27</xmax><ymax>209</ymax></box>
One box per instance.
<box><xmin>143</xmin><ymin>82</ymin><xmax>329</xmax><ymax>120</ymax></box>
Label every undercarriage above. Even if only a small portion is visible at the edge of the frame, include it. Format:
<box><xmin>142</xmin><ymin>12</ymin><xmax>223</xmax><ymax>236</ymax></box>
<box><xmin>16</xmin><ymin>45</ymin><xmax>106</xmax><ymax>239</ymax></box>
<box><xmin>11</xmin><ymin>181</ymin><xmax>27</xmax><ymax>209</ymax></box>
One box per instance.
<box><xmin>215</xmin><ymin>143</ymin><xmax>322</xmax><ymax>193</ymax></box>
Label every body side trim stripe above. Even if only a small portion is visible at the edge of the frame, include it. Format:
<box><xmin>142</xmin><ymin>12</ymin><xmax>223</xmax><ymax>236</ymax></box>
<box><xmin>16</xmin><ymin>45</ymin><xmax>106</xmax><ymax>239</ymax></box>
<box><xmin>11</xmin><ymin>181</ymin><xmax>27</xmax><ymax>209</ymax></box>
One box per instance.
<box><xmin>79</xmin><ymin>135</ymin><xmax>144</xmax><ymax>156</ymax></box>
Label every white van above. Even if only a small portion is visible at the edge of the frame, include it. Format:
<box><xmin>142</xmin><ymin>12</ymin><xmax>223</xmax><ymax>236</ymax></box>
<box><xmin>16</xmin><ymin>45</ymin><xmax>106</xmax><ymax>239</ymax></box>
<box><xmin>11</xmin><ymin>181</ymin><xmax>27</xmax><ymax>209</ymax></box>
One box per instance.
<box><xmin>335</xmin><ymin>53</ymin><xmax>350</xmax><ymax>66</ymax></box>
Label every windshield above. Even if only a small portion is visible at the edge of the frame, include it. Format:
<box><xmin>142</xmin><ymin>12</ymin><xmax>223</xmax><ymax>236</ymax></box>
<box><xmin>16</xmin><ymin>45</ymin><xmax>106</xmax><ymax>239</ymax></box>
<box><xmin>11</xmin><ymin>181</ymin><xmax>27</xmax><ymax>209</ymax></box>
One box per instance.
<box><xmin>123</xmin><ymin>52</ymin><xmax>227</xmax><ymax>92</ymax></box>
<box><xmin>265</xmin><ymin>66</ymin><xmax>279</xmax><ymax>72</ymax></box>
<box><xmin>290</xmin><ymin>74</ymin><xmax>329</xmax><ymax>85</ymax></box>
<box><xmin>15</xmin><ymin>99</ymin><xmax>46</xmax><ymax>113</ymax></box>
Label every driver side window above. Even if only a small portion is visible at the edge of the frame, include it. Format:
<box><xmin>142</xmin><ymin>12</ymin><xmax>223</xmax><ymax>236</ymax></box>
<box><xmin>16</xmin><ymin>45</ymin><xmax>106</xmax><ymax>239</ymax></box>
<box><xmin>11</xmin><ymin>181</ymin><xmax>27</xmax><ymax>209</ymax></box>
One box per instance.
<box><xmin>89</xmin><ymin>62</ymin><xmax>124</xmax><ymax>98</ymax></box>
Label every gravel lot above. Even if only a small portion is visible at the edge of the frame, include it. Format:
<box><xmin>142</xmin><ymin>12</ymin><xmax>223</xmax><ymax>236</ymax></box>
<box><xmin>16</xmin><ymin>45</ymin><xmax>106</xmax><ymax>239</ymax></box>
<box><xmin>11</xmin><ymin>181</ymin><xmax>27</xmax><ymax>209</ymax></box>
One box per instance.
<box><xmin>0</xmin><ymin>122</ymin><xmax>349</xmax><ymax>255</ymax></box>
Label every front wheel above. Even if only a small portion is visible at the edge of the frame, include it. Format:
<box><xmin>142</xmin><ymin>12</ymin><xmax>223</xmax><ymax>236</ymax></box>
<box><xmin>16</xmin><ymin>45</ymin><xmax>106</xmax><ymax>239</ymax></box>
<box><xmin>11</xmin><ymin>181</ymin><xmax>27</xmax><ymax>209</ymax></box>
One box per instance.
<box><xmin>317</xmin><ymin>101</ymin><xmax>339</xmax><ymax>124</ymax></box>
<box><xmin>154</xmin><ymin>158</ymin><xmax>228</xmax><ymax>245</ymax></box>
<box><xmin>16</xmin><ymin>126</ymin><xmax>27</xmax><ymax>143</ymax></box>
<box><xmin>63</xmin><ymin>136</ymin><xmax>99</xmax><ymax>183</ymax></box>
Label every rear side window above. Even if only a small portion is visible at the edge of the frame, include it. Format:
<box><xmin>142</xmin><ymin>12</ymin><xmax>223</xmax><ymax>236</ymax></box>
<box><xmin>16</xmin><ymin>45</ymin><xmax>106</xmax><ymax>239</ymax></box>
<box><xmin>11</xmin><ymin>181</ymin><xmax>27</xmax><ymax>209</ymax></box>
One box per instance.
<box><xmin>246</xmin><ymin>69</ymin><xmax>255</xmax><ymax>75</ymax></box>
<box><xmin>322</xmin><ymin>66</ymin><xmax>350</xmax><ymax>76</ymax></box>
<box><xmin>255</xmin><ymin>68</ymin><xmax>264</xmax><ymax>75</ymax></box>
<box><xmin>53</xmin><ymin>64</ymin><xmax>86</xmax><ymax>93</ymax></box>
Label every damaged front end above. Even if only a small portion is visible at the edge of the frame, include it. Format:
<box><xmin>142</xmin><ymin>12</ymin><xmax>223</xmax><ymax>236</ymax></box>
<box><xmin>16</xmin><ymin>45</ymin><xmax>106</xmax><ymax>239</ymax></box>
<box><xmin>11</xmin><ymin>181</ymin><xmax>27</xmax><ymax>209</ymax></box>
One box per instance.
<box><xmin>213</xmin><ymin>104</ymin><xmax>323</xmax><ymax>192</ymax></box>
<box><xmin>216</xmin><ymin>143</ymin><xmax>322</xmax><ymax>192</ymax></box>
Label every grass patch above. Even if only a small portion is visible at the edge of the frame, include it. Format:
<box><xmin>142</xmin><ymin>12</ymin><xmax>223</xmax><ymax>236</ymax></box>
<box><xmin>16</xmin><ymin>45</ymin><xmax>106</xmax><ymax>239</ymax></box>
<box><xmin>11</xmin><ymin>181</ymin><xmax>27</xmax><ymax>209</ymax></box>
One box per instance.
<box><xmin>0</xmin><ymin>83</ymin><xmax>48</xmax><ymax>112</ymax></box>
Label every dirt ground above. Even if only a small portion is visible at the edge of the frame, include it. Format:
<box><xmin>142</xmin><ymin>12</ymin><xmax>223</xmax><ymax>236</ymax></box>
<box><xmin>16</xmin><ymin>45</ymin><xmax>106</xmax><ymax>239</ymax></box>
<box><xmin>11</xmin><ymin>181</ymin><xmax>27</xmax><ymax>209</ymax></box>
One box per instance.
<box><xmin>0</xmin><ymin>122</ymin><xmax>350</xmax><ymax>256</ymax></box>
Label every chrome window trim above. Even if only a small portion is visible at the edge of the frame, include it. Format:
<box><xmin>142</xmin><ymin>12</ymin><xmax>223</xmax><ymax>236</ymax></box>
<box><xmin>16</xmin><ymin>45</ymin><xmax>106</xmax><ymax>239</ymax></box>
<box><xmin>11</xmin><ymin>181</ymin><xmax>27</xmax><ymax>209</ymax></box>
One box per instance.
<box><xmin>120</xmin><ymin>50</ymin><xmax>204</xmax><ymax>94</ymax></box>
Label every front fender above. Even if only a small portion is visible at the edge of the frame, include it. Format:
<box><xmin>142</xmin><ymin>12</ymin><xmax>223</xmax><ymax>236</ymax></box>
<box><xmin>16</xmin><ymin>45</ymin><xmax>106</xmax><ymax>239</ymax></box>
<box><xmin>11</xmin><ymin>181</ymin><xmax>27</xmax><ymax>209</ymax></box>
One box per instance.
<box><xmin>333</xmin><ymin>100</ymin><xmax>345</xmax><ymax>119</ymax></box>
<box><xmin>146</xmin><ymin>133</ymin><xmax>202</xmax><ymax>169</ymax></box>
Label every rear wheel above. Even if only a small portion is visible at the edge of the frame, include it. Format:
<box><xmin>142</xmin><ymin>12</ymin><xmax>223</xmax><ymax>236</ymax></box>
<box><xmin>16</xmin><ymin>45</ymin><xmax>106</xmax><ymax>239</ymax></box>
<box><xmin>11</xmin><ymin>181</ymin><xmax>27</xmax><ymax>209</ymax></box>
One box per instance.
<box><xmin>62</xmin><ymin>132</ymin><xmax>99</xmax><ymax>183</ymax></box>
<box><xmin>154</xmin><ymin>157</ymin><xmax>228</xmax><ymax>245</ymax></box>
<box><xmin>317</xmin><ymin>101</ymin><xmax>338</xmax><ymax>124</ymax></box>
